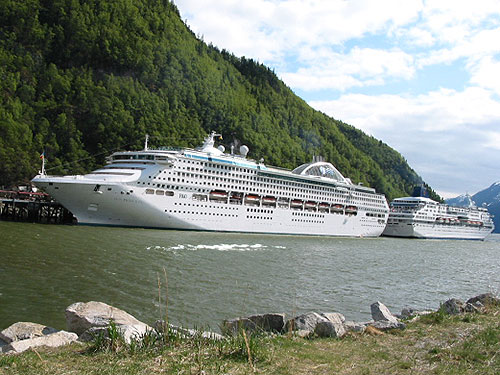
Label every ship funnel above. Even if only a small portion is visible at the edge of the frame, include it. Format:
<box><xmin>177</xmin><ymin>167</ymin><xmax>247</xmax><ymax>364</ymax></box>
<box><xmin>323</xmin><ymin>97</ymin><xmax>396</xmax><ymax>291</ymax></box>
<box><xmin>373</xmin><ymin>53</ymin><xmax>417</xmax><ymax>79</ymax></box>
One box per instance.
<box><xmin>240</xmin><ymin>145</ymin><xmax>249</xmax><ymax>157</ymax></box>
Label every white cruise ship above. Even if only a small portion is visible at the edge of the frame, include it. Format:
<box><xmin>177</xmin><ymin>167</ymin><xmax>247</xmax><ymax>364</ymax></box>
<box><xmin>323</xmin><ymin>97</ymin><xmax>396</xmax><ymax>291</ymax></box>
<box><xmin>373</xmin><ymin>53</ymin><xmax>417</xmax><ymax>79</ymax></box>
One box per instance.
<box><xmin>32</xmin><ymin>132</ymin><xmax>389</xmax><ymax>237</ymax></box>
<box><xmin>383</xmin><ymin>196</ymin><xmax>494</xmax><ymax>240</ymax></box>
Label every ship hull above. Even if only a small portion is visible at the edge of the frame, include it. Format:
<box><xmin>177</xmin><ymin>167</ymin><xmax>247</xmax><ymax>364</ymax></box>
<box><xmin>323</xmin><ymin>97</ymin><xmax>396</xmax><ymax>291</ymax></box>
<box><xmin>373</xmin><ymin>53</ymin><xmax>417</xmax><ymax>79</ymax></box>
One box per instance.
<box><xmin>382</xmin><ymin>222</ymin><xmax>492</xmax><ymax>240</ymax></box>
<box><xmin>33</xmin><ymin>177</ymin><xmax>386</xmax><ymax>237</ymax></box>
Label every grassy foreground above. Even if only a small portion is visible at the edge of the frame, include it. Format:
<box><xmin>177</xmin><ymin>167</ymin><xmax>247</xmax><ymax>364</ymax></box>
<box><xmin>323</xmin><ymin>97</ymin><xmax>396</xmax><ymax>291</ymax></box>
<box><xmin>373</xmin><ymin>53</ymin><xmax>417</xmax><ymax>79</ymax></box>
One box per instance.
<box><xmin>1</xmin><ymin>306</ymin><xmax>499</xmax><ymax>375</ymax></box>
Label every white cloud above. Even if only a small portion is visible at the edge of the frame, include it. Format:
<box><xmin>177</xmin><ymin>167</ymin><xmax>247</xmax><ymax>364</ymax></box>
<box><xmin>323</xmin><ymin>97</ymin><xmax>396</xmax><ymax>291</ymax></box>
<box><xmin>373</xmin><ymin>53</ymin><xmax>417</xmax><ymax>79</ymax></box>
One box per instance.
<box><xmin>468</xmin><ymin>57</ymin><xmax>500</xmax><ymax>96</ymax></box>
<box><xmin>483</xmin><ymin>131</ymin><xmax>500</xmax><ymax>151</ymax></box>
<box><xmin>310</xmin><ymin>87</ymin><xmax>500</xmax><ymax>193</ymax></box>
<box><xmin>177</xmin><ymin>0</ymin><xmax>423</xmax><ymax>61</ymax></box>
<box><xmin>281</xmin><ymin>47</ymin><xmax>415</xmax><ymax>91</ymax></box>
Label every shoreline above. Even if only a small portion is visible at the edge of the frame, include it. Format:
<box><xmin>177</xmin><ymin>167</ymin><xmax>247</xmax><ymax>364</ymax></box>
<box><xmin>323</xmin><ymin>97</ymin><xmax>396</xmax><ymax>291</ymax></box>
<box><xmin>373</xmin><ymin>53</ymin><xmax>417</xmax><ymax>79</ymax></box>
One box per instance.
<box><xmin>1</xmin><ymin>294</ymin><xmax>499</xmax><ymax>374</ymax></box>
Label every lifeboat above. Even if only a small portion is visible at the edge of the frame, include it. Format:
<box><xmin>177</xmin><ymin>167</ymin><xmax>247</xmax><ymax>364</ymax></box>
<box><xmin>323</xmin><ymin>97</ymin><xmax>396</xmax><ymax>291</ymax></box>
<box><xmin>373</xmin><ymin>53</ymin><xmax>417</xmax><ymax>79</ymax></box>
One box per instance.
<box><xmin>290</xmin><ymin>199</ymin><xmax>303</xmax><ymax>209</ymax></box>
<box><xmin>262</xmin><ymin>196</ymin><xmax>277</xmax><ymax>206</ymax></box>
<box><xmin>305</xmin><ymin>201</ymin><xmax>317</xmax><ymax>210</ymax></box>
<box><xmin>345</xmin><ymin>205</ymin><xmax>357</xmax><ymax>215</ymax></box>
<box><xmin>209</xmin><ymin>190</ymin><xmax>228</xmax><ymax>201</ymax></box>
<box><xmin>230</xmin><ymin>192</ymin><xmax>243</xmax><ymax>200</ymax></box>
<box><xmin>318</xmin><ymin>202</ymin><xmax>330</xmax><ymax>212</ymax></box>
<box><xmin>331</xmin><ymin>204</ymin><xmax>344</xmax><ymax>213</ymax></box>
<box><xmin>229</xmin><ymin>192</ymin><xmax>243</xmax><ymax>204</ymax></box>
<box><xmin>277</xmin><ymin>197</ymin><xmax>290</xmax><ymax>208</ymax></box>
<box><xmin>244</xmin><ymin>194</ymin><xmax>260</xmax><ymax>205</ymax></box>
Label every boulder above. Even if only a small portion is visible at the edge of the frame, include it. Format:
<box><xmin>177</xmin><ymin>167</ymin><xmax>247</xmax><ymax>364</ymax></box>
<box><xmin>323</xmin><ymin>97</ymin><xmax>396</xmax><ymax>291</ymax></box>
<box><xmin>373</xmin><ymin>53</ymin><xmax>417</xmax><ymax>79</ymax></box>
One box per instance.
<box><xmin>155</xmin><ymin>320</ymin><xmax>223</xmax><ymax>341</ymax></box>
<box><xmin>343</xmin><ymin>321</ymin><xmax>366</xmax><ymax>333</ymax></box>
<box><xmin>400</xmin><ymin>307</ymin><xmax>418</xmax><ymax>319</ymax></box>
<box><xmin>285</xmin><ymin>312</ymin><xmax>327</xmax><ymax>334</ymax></box>
<box><xmin>442</xmin><ymin>298</ymin><xmax>465</xmax><ymax>315</ymax></box>
<box><xmin>78</xmin><ymin>323</ymin><xmax>151</xmax><ymax>344</ymax></box>
<box><xmin>2</xmin><ymin>331</ymin><xmax>78</xmax><ymax>354</ymax></box>
<box><xmin>285</xmin><ymin>312</ymin><xmax>345</xmax><ymax>337</ymax></box>
<box><xmin>371</xmin><ymin>301</ymin><xmax>398</xmax><ymax>323</ymax></box>
<box><xmin>466</xmin><ymin>293</ymin><xmax>500</xmax><ymax>307</ymax></box>
<box><xmin>464</xmin><ymin>302</ymin><xmax>482</xmax><ymax>313</ymax></box>
<box><xmin>221</xmin><ymin>313</ymin><xmax>285</xmax><ymax>336</ymax></box>
<box><xmin>314</xmin><ymin>320</ymin><xmax>346</xmax><ymax>338</ymax></box>
<box><xmin>65</xmin><ymin>301</ymin><xmax>151</xmax><ymax>344</ymax></box>
<box><xmin>368</xmin><ymin>320</ymin><xmax>406</xmax><ymax>331</ymax></box>
<box><xmin>294</xmin><ymin>329</ymin><xmax>312</xmax><ymax>338</ymax></box>
<box><xmin>400</xmin><ymin>308</ymin><xmax>433</xmax><ymax>320</ymax></box>
<box><xmin>321</xmin><ymin>312</ymin><xmax>346</xmax><ymax>324</ymax></box>
<box><xmin>0</xmin><ymin>322</ymin><xmax>58</xmax><ymax>344</ymax></box>
<box><xmin>0</xmin><ymin>338</ymin><xmax>7</xmax><ymax>353</ymax></box>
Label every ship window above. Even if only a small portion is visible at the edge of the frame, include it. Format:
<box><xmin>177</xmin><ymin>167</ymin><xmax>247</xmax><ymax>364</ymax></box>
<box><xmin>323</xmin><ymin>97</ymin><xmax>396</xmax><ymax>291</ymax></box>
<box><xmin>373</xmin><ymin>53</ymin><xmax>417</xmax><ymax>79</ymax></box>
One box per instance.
<box><xmin>145</xmin><ymin>189</ymin><xmax>154</xmax><ymax>194</ymax></box>
<box><xmin>156</xmin><ymin>190</ymin><xmax>164</xmax><ymax>195</ymax></box>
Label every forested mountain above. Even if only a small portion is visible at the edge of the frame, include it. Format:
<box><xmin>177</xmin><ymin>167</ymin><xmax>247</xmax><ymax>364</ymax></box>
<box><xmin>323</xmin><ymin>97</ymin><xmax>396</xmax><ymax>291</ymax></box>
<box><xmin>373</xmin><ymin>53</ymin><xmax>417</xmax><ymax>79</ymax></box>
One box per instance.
<box><xmin>0</xmin><ymin>0</ymin><xmax>440</xmax><ymax>201</ymax></box>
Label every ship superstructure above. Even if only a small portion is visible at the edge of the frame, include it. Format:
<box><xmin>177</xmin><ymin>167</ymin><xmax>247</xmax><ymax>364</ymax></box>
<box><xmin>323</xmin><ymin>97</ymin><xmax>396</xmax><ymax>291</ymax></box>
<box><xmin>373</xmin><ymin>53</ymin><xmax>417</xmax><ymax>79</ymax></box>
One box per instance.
<box><xmin>32</xmin><ymin>132</ymin><xmax>389</xmax><ymax>237</ymax></box>
<box><xmin>383</xmin><ymin>196</ymin><xmax>494</xmax><ymax>240</ymax></box>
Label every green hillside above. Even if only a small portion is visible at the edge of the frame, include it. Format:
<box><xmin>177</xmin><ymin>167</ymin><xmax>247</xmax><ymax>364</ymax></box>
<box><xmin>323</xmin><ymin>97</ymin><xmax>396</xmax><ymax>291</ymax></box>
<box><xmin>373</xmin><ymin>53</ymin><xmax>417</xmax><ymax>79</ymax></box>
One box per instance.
<box><xmin>0</xmin><ymin>0</ymin><xmax>440</xmax><ymax>201</ymax></box>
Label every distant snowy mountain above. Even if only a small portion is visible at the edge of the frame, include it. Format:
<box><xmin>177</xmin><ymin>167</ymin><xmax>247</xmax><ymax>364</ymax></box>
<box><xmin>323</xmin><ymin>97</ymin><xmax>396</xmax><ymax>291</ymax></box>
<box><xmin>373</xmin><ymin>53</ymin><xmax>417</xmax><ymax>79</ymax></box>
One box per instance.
<box><xmin>446</xmin><ymin>194</ymin><xmax>476</xmax><ymax>207</ymax></box>
<box><xmin>446</xmin><ymin>182</ymin><xmax>500</xmax><ymax>233</ymax></box>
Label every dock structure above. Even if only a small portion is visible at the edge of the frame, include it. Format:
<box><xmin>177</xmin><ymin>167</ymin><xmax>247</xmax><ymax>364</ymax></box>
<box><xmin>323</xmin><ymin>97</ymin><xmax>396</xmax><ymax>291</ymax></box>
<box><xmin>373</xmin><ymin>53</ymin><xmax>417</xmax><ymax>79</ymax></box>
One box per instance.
<box><xmin>0</xmin><ymin>190</ymin><xmax>75</xmax><ymax>224</ymax></box>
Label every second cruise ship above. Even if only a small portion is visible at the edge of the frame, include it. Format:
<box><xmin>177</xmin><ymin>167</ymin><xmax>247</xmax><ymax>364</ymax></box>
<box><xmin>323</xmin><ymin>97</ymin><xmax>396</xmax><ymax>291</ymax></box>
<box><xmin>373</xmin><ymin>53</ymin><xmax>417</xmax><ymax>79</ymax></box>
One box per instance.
<box><xmin>383</xmin><ymin>188</ymin><xmax>494</xmax><ymax>240</ymax></box>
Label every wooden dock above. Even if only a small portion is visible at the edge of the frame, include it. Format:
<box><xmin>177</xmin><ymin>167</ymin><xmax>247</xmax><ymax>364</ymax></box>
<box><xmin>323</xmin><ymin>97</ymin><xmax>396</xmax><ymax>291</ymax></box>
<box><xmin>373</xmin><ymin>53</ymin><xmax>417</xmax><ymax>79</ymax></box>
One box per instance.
<box><xmin>0</xmin><ymin>190</ymin><xmax>75</xmax><ymax>224</ymax></box>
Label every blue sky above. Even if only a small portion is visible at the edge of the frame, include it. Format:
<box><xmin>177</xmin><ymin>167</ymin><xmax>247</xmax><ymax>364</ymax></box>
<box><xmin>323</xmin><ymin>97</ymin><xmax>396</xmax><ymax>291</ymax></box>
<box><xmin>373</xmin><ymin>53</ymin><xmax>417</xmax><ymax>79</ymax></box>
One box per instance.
<box><xmin>176</xmin><ymin>0</ymin><xmax>500</xmax><ymax>198</ymax></box>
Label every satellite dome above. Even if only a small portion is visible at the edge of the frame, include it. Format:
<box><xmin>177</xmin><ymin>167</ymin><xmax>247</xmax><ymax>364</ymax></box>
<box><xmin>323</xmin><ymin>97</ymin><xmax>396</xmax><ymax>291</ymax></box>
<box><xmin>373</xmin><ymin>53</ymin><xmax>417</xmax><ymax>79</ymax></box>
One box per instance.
<box><xmin>240</xmin><ymin>145</ymin><xmax>249</xmax><ymax>157</ymax></box>
<box><xmin>217</xmin><ymin>145</ymin><xmax>225</xmax><ymax>153</ymax></box>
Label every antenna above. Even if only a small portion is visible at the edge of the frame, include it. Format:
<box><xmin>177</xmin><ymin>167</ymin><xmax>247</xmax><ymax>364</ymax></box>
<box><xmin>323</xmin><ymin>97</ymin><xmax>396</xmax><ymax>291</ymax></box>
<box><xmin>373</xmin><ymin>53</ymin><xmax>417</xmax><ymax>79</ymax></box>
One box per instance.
<box><xmin>144</xmin><ymin>134</ymin><xmax>149</xmax><ymax>151</ymax></box>
<box><xmin>39</xmin><ymin>151</ymin><xmax>46</xmax><ymax>176</ymax></box>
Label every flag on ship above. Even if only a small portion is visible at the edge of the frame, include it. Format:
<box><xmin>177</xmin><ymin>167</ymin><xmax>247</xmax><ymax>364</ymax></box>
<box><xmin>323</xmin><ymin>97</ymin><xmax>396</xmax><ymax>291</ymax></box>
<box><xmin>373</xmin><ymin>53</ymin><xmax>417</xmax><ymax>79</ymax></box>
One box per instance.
<box><xmin>40</xmin><ymin>152</ymin><xmax>45</xmax><ymax>159</ymax></box>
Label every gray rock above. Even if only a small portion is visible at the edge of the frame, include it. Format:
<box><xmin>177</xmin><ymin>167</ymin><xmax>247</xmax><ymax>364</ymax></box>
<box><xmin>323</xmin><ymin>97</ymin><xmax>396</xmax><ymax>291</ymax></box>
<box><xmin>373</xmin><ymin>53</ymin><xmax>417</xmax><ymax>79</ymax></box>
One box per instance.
<box><xmin>65</xmin><ymin>301</ymin><xmax>151</xmax><ymax>344</ymax></box>
<box><xmin>295</xmin><ymin>329</ymin><xmax>312</xmax><ymax>338</ymax></box>
<box><xmin>400</xmin><ymin>307</ymin><xmax>418</xmax><ymax>319</ymax></box>
<box><xmin>343</xmin><ymin>321</ymin><xmax>366</xmax><ymax>333</ymax></box>
<box><xmin>155</xmin><ymin>320</ymin><xmax>223</xmax><ymax>341</ymax></box>
<box><xmin>66</xmin><ymin>301</ymin><xmax>149</xmax><ymax>334</ymax></box>
<box><xmin>78</xmin><ymin>323</ymin><xmax>151</xmax><ymax>344</ymax></box>
<box><xmin>464</xmin><ymin>302</ymin><xmax>482</xmax><ymax>313</ymax></box>
<box><xmin>368</xmin><ymin>320</ymin><xmax>406</xmax><ymax>331</ymax></box>
<box><xmin>181</xmin><ymin>328</ymin><xmax>223</xmax><ymax>341</ymax></box>
<box><xmin>2</xmin><ymin>331</ymin><xmax>78</xmax><ymax>354</ymax></box>
<box><xmin>314</xmin><ymin>320</ymin><xmax>346</xmax><ymax>338</ymax></box>
<box><xmin>442</xmin><ymin>298</ymin><xmax>465</xmax><ymax>315</ymax></box>
<box><xmin>466</xmin><ymin>293</ymin><xmax>500</xmax><ymax>307</ymax></box>
<box><xmin>401</xmin><ymin>308</ymin><xmax>434</xmax><ymax>320</ymax></box>
<box><xmin>0</xmin><ymin>338</ymin><xmax>7</xmax><ymax>353</ymax></box>
<box><xmin>285</xmin><ymin>312</ymin><xmax>327</xmax><ymax>334</ymax></box>
<box><xmin>321</xmin><ymin>312</ymin><xmax>346</xmax><ymax>324</ymax></box>
<box><xmin>222</xmin><ymin>313</ymin><xmax>286</xmax><ymax>336</ymax></box>
<box><xmin>371</xmin><ymin>301</ymin><xmax>398</xmax><ymax>323</ymax></box>
<box><xmin>0</xmin><ymin>322</ymin><xmax>58</xmax><ymax>343</ymax></box>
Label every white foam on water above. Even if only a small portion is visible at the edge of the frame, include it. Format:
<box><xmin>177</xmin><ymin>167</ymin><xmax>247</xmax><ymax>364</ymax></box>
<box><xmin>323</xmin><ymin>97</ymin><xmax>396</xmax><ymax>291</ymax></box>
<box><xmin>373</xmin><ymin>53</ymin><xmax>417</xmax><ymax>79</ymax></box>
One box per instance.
<box><xmin>147</xmin><ymin>243</ymin><xmax>286</xmax><ymax>252</ymax></box>
<box><xmin>147</xmin><ymin>243</ymin><xmax>287</xmax><ymax>252</ymax></box>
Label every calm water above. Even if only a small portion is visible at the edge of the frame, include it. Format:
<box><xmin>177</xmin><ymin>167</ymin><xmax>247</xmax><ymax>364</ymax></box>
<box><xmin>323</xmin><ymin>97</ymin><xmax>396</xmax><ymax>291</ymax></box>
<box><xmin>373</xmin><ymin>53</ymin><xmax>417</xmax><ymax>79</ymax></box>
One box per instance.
<box><xmin>0</xmin><ymin>221</ymin><xmax>499</xmax><ymax>331</ymax></box>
